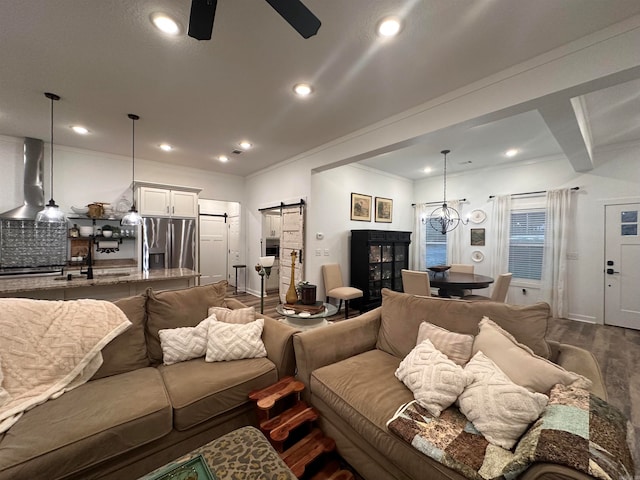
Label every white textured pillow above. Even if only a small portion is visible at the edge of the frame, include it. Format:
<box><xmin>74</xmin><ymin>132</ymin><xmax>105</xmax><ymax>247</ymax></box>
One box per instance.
<box><xmin>206</xmin><ymin>318</ymin><xmax>267</xmax><ymax>362</ymax></box>
<box><xmin>159</xmin><ymin>316</ymin><xmax>211</xmax><ymax>366</ymax></box>
<box><xmin>395</xmin><ymin>339</ymin><xmax>472</xmax><ymax>417</ymax></box>
<box><xmin>207</xmin><ymin>306</ymin><xmax>256</xmax><ymax>324</ymax></box>
<box><xmin>458</xmin><ymin>351</ymin><xmax>548</xmax><ymax>449</ymax></box>
<box><xmin>416</xmin><ymin>322</ymin><xmax>474</xmax><ymax>366</ymax></box>
<box><xmin>473</xmin><ymin>317</ymin><xmax>591</xmax><ymax>394</ymax></box>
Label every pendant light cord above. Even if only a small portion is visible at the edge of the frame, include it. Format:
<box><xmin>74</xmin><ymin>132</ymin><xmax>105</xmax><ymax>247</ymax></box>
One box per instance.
<box><xmin>441</xmin><ymin>149</ymin><xmax>450</xmax><ymax>205</ymax></box>
<box><xmin>128</xmin><ymin>113</ymin><xmax>139</xmax><ymax>203</ymax></box>
<box><xmin>44</xmin><ymin>92</ymin><xmax>60</xmax><ymax>203</ymax></box>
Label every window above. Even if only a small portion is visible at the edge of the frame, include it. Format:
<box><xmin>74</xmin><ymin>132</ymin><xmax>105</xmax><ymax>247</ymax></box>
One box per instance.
<box><xmin>425</xmin><ymin>219</ymin><xmax>447</xmax><ymax>266</ymax></box>
<box><xmin>509</xmin><ymin>210</ymin><xmax>545</xmax><ymax>280</ymax></box>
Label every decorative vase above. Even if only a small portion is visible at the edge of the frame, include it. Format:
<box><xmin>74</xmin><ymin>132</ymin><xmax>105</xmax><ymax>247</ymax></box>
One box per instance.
<box><xmin>285</xmin><ymin>250</ymin><xmax>298</xmax><ymax>304</ymax></box>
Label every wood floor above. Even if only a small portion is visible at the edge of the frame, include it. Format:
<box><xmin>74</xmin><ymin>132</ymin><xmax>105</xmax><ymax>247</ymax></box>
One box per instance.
<box><xmin>232</xmin><ymin>289</ymin><xmax>640</xmax><ymax>463</ymax></box>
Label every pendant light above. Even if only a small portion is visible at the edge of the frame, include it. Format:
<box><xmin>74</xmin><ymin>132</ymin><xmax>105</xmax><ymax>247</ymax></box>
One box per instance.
<box><xmin>429</xmin><ymin>149</ymin><xmax>467</xmax><ymax>234</ymax></box>
<box><xmin>120</xmin><ymin>113</ymin><xmax>142</xmax><ymax>226</ymax></box>
<box><xmin>35</xmin><ymin>92</ymin><xmax>66</xmax><ymax>223</ymax></box>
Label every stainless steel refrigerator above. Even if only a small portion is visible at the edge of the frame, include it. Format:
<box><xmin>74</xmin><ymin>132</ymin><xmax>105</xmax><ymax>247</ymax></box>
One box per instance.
<box><xmin>142</xmin><ymin>217</ymin><xmax>196</xmax><ymax>271</ymax></box>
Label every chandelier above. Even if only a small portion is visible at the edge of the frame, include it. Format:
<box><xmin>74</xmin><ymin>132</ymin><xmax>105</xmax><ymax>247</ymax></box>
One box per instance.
<box><xmin>429</xmin><ymin>149</ymin><xmax>467</xmax><ymax>234</ymax></box>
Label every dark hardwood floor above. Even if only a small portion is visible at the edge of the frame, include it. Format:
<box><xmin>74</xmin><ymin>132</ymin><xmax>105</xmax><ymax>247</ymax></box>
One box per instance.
<box><xmin>232</xmin><ymin>289</ymin><xmax>640</xmax><ymax>462</ymax></box>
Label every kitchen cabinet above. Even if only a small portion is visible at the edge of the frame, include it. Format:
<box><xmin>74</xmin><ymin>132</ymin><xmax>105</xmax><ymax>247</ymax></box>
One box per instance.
<box><xmin>350</xmin><ymin>230</ymin><xmax>411</xmax><ymax>311</ymax></box>
<box><xmin>138</xmin><ymin>186</ymin><xmax>198</xmax><ymax>218</ymax></box>
<box><xmin>263</xmin><ymin>214</ymin><xmax>281</xmax><ymax>238</ymax></box>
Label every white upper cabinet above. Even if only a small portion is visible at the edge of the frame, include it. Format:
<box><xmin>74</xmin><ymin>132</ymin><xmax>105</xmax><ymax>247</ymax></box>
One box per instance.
<box><xmin>138</xmin><ymin>185</ymin><xmax>199</xmax><ymax>218</ymax></box>
<box><xmin>264</xmin><ymin>214</ymin><xmax>281</xmax><ymax>238</ymax></box>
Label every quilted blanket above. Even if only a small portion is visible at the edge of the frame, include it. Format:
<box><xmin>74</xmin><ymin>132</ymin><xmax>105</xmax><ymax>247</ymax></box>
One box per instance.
<box><xmin>387</xmin><ymin>384</ymin><xmax>635</xmax><ymax>480</ymax></box>
<box><xmin>0</xmin><ymin>298</ymin><xmax>131</xmax><ymax>433</ymax></box>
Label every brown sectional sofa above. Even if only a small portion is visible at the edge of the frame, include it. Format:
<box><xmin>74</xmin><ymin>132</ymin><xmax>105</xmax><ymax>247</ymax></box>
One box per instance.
<box><xmin>293</xmin><ymin>289</ymin><xmax>608</xmax><ymax>480</ymax></box>
<box><xmin>0</xmin><ymin>282</ymin><xmax>298</xmax><ymax>480</ymax></box>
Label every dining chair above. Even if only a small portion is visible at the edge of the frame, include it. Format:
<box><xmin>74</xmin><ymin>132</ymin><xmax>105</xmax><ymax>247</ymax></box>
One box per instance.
<box><xmin>462</xmin><ymin>273</ymin><xmax>513</xmax><ymax>303</ymax></box>
<box><xmin>449</xmin><ymin>264</ymin><xmax>474</xmax><ymax>296</ymax></box>
<box><xmin>322</xmin><ymin>263</ymin><xmax>363</xmax><ymax>319</ymax></box>
<box><xmin>401</xmin><ymin>269</ymin><xmax>431</xmax><ymax>296</ymax></box>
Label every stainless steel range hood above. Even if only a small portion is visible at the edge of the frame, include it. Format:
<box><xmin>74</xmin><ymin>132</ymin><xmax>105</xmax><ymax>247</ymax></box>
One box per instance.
<box><xmin>0</xmin><ymin>137</ymin><xmax>45</xmax><ymax>220</ymax></box>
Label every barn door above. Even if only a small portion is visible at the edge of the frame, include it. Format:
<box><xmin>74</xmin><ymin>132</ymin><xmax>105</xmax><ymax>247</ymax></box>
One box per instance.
<box><xmin>279</xmin><ymin>205</ymin><xmax>306</xmax><ymax>304</ymax></box>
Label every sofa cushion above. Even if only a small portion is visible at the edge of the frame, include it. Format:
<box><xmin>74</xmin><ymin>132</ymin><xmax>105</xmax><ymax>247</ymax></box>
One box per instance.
<box><xmin>208</xmin><ymin>305</ymin><xmax>256</xmax><ymax>324</ymax></box>
<box><xmin>92</xmin><ymin>294</ymin><xmax>150</xmax><ymax>380</ymax></box>
<box><xmin>472</xmin><ymin>317</ymin><xmax>591</xmax><ymax>394</ymax></box>
<box><xmin>377</xmin><ymin>289</ymin><xmax>551</xmax><ymax>360</ymax></box>
<box><xmin>0</xmin><ymin>368</ymin><xmax>171</xmax><ymax>479</ymax></box>
<box><xmin>416</xmin><ymin>322</ymin><xmax>474</xmax><ymax>366</ymax></box>
<box><xmin>395</xmin><ymin>339</ymin><xmax>471</xmax><ymax>417</ymax></box>
<box><xmin>458</xmin><ymin>352</ymin><xmax>548</xmax><ymax>449</ymax></box>
<box><xmin>158</xmin><ymin>357</ymin><xmax>277</xmax><ymax>431</ymax></box>
<box><xmin>146</xmin><ymin>281</ymin><xmax>228</xmax><ymax>363</ymax></box>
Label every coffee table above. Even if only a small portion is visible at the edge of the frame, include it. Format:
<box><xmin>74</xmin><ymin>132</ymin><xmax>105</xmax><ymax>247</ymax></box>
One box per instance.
<box><xmin>138</xmin><ymin>426</ymin><xmax>296</xmax><ymax>479</ymax></box>
<box><xmin>276</xmin><ymin>302</ymin><xmax>338</xmax><ymax>330</ymax></box>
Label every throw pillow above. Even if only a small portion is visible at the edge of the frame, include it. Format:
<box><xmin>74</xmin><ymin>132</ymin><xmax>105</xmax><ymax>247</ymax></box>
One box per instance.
<box><xmin>416</xmin><ymin>322</ymin><xmax>474</xmax><ymax>366</ymax></box>
<box><xmin>206</xmin><ymin>318</ymin><xmax>267</xmax><ymax>362</ymax></box>
<box><xmin>458</xmin><ymin>352</ymin><xmax>548</xmax><ymax>450</ymax></box>
<box><xmin>145</xmin><ymin>281</ymin><xmax>228</xmax><ymax>363</ymax></box>
<box><xmin>159</xmin><ymin>316</ymin><xmax>212</xmax><ymax>365</ymax></box>
<box><xmin>395</xmin><ymin>339</ymin><xmax>472</xmax><ymax>417</ymax></box>
<box><xmin>472</xmin><ymin>317</ymin><xmax>592</xmax><ymax>394</ymax></box>
<box><xmin>208</xmin><ymin>306</ymin><xmax>256</xmax><ymax>324</ymax></box>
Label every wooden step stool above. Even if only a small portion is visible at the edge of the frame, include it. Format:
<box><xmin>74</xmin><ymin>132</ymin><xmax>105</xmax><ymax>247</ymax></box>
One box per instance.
<box><xmin>249</xmin><ymin>377</ymin><xmax>354</xmax><ymax>480</ymax></box>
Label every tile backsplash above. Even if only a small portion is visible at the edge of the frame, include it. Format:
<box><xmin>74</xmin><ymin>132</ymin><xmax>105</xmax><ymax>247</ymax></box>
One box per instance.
<box><xmin>0</xmin><ymin>220</ymin><xmax>67</xmax><ymax>268</ymax></box>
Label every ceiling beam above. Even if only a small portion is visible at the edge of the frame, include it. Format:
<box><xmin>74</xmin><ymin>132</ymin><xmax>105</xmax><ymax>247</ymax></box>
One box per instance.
<box><xmin>538</xmin><ymin>99</ymin><xmax>594</xmax><ymax>172</ymax></box>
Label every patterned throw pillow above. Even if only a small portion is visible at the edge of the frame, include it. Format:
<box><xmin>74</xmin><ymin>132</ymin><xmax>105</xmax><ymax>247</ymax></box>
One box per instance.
<box><xmin>208</xmin><ymin>306</ymin><xmax>256</xmax><ymax>324</ymax></box>
<box><xmin>472</xmin><ymin>317</ymin><xmax>591</xmax><ymax>394</ymax></box>
<box><xmin>395</xmin><ymin>339</ymin><xmax>472</xmax><ymax>417</ymax></box>
<box><xmin>458</xmin><ymin>352</ymin><xmax>548</xmax><ymax>449</ymax></box>
<box><xmin>416</xmin><ymin>322</ymin><xmax>474</xmax><ymax>366</ymax></box>
<box><xmin>158</xmin><ymin>316</ymin><xmax>211</xmax><ymax>366</ymax></box>
<box><xmin>206</xmin><ymin>318</ymin><xmax>267</xmax><ymax>362</ymax></box>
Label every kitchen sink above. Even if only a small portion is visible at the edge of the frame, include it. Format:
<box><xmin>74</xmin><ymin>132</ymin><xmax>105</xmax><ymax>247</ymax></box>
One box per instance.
<box><xmin>54</xmin><ymin>272</ymin><xmax>131</xmax><ymax>281</ymax></box>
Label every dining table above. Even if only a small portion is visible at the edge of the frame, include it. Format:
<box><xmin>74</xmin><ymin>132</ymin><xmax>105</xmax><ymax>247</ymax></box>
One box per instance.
<box><xmin>427</xmin><ymin>270</ymin><xmax>494</xmax><ymax>298</ymax></box>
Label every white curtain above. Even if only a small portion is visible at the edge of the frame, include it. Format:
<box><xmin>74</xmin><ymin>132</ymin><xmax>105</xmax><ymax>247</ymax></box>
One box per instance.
<box><xmin>541</xmin><ymin>188</ymin><xmax>572</xmax><ymax>318</ymax></box>
<box><xmin>446</xmin><ymin>199</ymin><xmax>464</xmax><ymax>264</ymax></box>
<box><xmin>411</xmin><ymin>204</ymin><xmax>428</xmax><ymax>270</ymax></box>
<box><xmin>490</xmin><ymin>195</ymin><xmax>511</xmax><ymax>280</ymax></box>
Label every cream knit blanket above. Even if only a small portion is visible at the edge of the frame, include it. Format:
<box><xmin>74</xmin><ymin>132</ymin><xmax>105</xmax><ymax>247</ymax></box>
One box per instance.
<box><xmin>0</xmin><ymin>298</ymin><xmax>131</xmax><ymax>433</ymax></box>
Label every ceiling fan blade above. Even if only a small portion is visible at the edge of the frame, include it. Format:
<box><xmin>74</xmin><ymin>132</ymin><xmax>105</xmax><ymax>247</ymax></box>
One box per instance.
<box><xmin>264</xmin><ymin>0</ymin><xmax>321</xmax><ymax>39</ymax></box>
<box><xmin>188</xmin><ymin>0</ymin><xmax>218</xmax><ymax>41</ymax></box>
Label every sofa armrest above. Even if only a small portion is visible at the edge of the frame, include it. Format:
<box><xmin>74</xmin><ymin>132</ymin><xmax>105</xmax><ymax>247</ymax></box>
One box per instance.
<box><xmin>262</xmin><ymin>316</ymin><xmax>299</xmax><ymax>379</ymax></box>
<box><xmin>550</xmin><ymin>341</ymin><xmax>607</xmax><ymax>401</ymax></box>
<box><xmin>293</xmin><ymin>307</ymin><xmax>381</xmax><ymax>392</ymax></box>
<box><xmin>224</xmin><ymin>297</ymin><xmax>249</xmax><ymax>310</ymax></box>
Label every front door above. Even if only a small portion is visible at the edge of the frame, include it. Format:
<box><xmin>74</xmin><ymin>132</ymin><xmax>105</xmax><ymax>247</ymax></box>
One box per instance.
<box><xmin>604</xmin><ymin>203</ymin><xmax>640</xmax><ymax>329</ymax></box>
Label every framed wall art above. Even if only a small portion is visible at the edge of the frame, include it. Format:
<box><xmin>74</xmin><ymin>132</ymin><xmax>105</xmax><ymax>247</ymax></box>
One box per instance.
<box><xmin>350</xmin><ymin>193</ymin><xmax>372</xmax><ymax>221</ymax></box>
<box><xmin>375</xmin><ymin>197</ymin><xmax>393</xmax><ymax>223</ymax></box>
<box><xmin>470</xmin><ymin>228</ymin><xmax>485</xmax><ymax>246</ymax></box>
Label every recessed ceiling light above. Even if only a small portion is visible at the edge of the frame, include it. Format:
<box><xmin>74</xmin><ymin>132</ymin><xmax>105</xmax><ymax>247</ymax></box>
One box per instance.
<box><xmin>293</xmin><ymin>83</ymin><xmax>313</xmax><ymax>97</ymax></box>
<box><xmin>423</xmin><ymin>167</ymin><xmax>432</xmax><ymax>174</ymax></box>
<box><xmin>377</xmin><ymin>17</ymin><xmax>402</xmax><ymax>37</ymax></box>
<box><xmin>71</xmin><ymin>125</ymin><xmax>89</xmax><ymax>135</ymax></box>
<box><xmin>238</xmin><ymin>141</ymin><xmax>252</xmax><ymax>150</ymax></box>
<box><xmin>505</xmin><ymin>148</ymin><xmax>519</xmax><ymax>157</ymax></box>
<box><xmin>160</xmin><ymin>143</ymin><xmax>173</xmax><ymax>152</ymax></box>
<box><xmin>218</xmin><ymin>155</ymin><xmax>229</xmax><ymax>163</ymax></box>
<box><xmin>151</xmin><ymin>13</ymin><xmax>180</xmax><ymax>35</ymax></box>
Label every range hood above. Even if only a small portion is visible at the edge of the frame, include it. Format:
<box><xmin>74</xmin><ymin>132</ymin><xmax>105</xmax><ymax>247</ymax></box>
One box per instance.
<box><xmin>0</xmin><ymin>137</ymin><xmax>45</xmax><ymax>220</ymax></box>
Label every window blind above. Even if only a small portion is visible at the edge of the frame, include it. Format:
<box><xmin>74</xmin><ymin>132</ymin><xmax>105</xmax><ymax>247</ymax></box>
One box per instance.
<box><xmin>509</xmin><ymin>210</ymin><xmax>545</xmax><ymax>280</ymax></box>
<box><xmin>425</xmin><ymin>220</ymin><xmax>447</xmax><ymax>266</ymax></box>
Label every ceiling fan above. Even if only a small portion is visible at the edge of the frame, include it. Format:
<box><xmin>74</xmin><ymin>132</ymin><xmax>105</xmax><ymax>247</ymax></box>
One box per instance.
<box><xmin>188</xmin><ymin>0</ymin><xmax>321</xmax><ymax>41</ymax></box>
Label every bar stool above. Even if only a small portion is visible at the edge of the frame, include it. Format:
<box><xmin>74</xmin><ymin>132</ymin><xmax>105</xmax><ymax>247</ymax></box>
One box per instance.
<box><xmin>232</xmin><ymin>264</ymin><xmax>247</xmax><ymax>295</ymax></box>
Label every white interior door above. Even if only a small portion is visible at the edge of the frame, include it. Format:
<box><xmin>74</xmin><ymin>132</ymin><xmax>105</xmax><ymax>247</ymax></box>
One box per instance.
<box><xmin>228</xmin><ymin>212</ymin><xmax>243</xmax><ymax>289</ymax></box>
<box><xmin>199</xmin><ymin>215</ymin><xmax>228</xmax><ymax>286</ymax></box>
<box><xmin>279</xmin><ymin>205</ymin><xmax>305</xmax><ymax>303</ymax></box>
<box><xmin>604</xmin><ymin>203</ymin><xmax>640</xmax><ymax>329</ymax></box>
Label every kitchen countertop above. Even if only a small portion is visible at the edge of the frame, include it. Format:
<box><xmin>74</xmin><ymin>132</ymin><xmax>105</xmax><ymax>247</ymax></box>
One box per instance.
<box><xmin>0</xmin><ymin>268</ymin><xmax>201</xmax><ymax>294</ymax></box>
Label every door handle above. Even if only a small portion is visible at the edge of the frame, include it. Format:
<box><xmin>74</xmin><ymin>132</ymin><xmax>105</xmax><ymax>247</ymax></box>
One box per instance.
<box><xmin>606</xmin><ymin>268</ymin><xmax>620</xmax><ymax>275</ymax></box>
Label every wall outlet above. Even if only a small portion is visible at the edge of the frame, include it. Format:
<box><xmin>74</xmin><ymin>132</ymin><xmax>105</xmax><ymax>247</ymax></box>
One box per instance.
<box><xmin>315</xmin><ymin>248</ymin><xmax>322</xmax><ymax>256</ymax></box>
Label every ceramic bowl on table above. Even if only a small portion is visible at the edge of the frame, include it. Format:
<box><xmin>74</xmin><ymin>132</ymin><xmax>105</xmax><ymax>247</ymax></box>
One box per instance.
<box><xmin>427</xmin><ymin>265</ymin><xmax>451</xmax><ymax>273</ymax></box>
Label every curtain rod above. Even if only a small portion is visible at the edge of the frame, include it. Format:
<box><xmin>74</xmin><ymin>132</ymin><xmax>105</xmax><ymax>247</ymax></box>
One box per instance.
<box><xmin>488</xmin><ymin>187</ymin><xmax>579</xmax><ymax>199</ymax></box>
<box><xmin>412</xmin><ymin>198</ymin><xmax>467</xmax><ymax>207</ymax></box>
<box><xmin>258</xmin><ymin>199</ymin><xmax>306</xmax><ymax>213</ymax></box>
